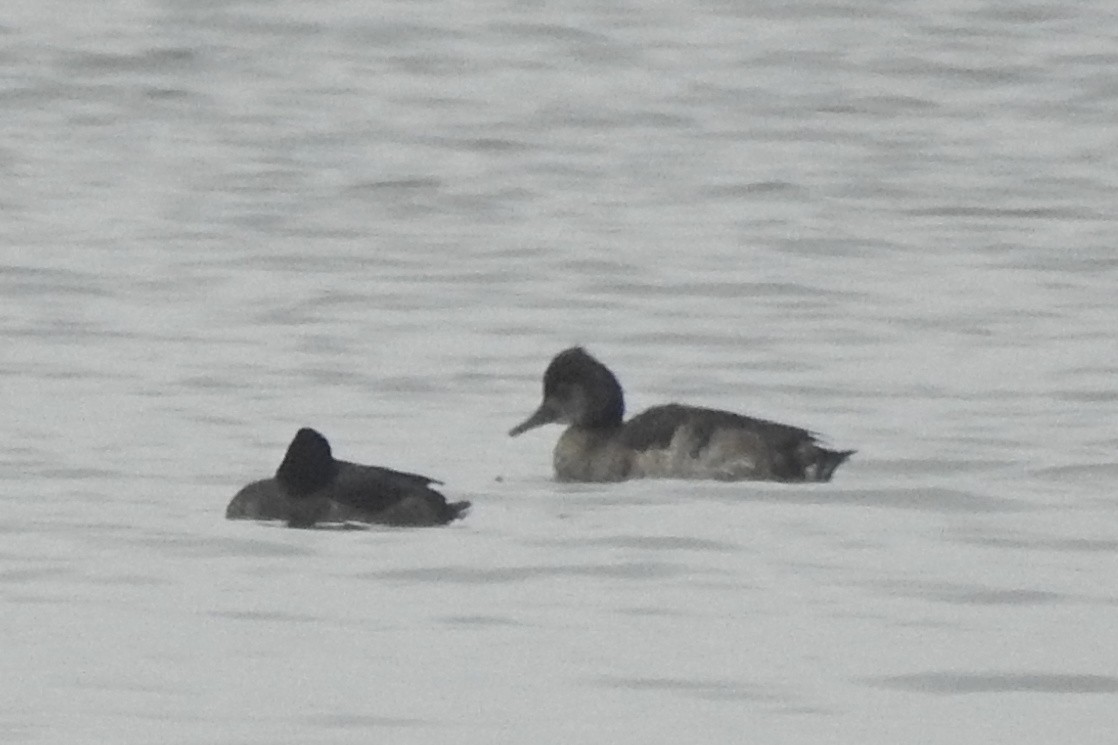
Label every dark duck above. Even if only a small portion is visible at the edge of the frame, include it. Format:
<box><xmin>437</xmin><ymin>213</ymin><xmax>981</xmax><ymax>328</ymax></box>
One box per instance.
<box><xmin>227</xmin><ymin>428</ymin><xmax>470</xmax><ymax>527</ymax></box>
<box><xmin>509</xmin><ymin>347</ymin><xmax>854</xmax><ymax>483</ymax></box>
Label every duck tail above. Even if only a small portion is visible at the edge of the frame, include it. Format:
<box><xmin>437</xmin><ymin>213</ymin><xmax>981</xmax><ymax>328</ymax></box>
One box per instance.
<box><xmin>444</xmin><ymin>500</ymin><xmax>472</xmax><ymax>523</ymax></box>
<box><xmin>815</xmin><ymin>448</ymin><xmax>855</xmax><ymax>482</ymax></box>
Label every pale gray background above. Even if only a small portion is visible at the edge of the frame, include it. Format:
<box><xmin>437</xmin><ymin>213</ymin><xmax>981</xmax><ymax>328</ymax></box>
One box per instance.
<box><xmin>2</xmin><ymin>0</ymin><xmax>1116</xmax><ymax>743</ymax></box>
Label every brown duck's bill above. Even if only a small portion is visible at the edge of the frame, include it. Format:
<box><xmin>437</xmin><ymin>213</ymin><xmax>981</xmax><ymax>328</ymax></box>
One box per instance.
<box><xmin>508</xmin><ymin>401</ymin><xmax>559</xmax><ymax>437</ymax></box>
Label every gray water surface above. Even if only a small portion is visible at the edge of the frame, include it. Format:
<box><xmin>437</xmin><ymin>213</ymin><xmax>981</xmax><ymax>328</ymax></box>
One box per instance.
<box><xmin>2</xmin><ymin>1</ymin><xmax>1116</xmax><ymax>743</ymax></box>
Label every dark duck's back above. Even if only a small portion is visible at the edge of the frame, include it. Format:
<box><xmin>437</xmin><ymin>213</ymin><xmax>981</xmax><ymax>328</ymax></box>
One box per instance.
<box><xmin>227</xmin><ymin>428</ymin><xmax>470</xmax><ymax>527</ymax></box>
<box><xmin>509</xmin><ymin>347</ymin><xmax>854</xmax><ymax>483</ymax></box>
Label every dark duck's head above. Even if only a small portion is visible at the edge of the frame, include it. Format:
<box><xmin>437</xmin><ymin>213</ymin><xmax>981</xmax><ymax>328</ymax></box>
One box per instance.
<box><xmin>275</xmin><ymin>427</ymin><xmax>339</xmax><ymax>498</ymax></box>
<box><xmin>509</xmin><ymin>347</ymin><xmax>625</xmax><ymax>436</ymax></box>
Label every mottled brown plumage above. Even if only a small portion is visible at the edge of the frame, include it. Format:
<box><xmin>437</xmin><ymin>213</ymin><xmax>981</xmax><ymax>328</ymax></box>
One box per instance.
<box><xmin>510</xmin><ymin>347</ymin><xmax>854</xmax><ymax>483</ymax></box>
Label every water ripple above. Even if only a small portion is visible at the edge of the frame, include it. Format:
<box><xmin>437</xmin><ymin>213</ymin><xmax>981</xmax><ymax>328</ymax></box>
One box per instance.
<box><xmin>593</xmin><ymin>675</ymin><xmax>782</xmax><ymax>703</ymax></box>
<box><xmin>366</xmin><ymin>562</ymin><xmax>682</xmax><ymax>584</ymax></box>
<box><xmin>870</xmin><ymin>580</ymin><xmax>1082</xmax><ymax>606</ymax></box>
<box><xmin>865</xmin><ymin>672</ymin><xmax>1118</xmax><ymax>695</ymax></box>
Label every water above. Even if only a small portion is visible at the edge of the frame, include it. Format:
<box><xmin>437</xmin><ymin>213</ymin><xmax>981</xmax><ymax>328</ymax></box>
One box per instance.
<box><xmin>3</xmin><ymin>0</ymin><xmax>1117</xmax><ymax>742</ymax></box>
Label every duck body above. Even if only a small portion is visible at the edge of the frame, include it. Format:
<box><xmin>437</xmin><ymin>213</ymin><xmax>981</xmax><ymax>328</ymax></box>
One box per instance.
<box><xmin>227</xmin><ymin>428</ymin><xmax>470</xmax><ymax>527</ymax></box>
<box><xmin>510</xmin><ymin>347</ymin><xmax>854</xmax><ymax>483</ymax></box>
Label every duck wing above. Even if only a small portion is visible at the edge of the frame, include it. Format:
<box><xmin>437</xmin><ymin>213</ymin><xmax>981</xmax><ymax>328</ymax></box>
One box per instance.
<box><xmin>622</xmin><ymin>404</ymin><xmax>812</xmax><ymax>449</ymax></box>
<box><xmin>323</xmin><ymin>460</ymin><xmax>444</xmax><ymax>513</ymax></box>
<box><xmin>622</xmin><ymin>403</ymin><xmax>844</xmax><ymax>481</ymax></box>
<box><xmin>318</xmin><ymin>461</ymin><xmax>467</xmax><ymax>524</ymax></box>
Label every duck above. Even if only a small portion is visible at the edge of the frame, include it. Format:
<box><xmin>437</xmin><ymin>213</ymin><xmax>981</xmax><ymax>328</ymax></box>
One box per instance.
<box><xmin>508</xmin><ymin>347</ymin><xmax>854</xmax><ymax>483</ymax></box>
<box><xmin>226</xmin><ymin>428</ymin><xmax>470</xmax><ymax>528</ymax></box>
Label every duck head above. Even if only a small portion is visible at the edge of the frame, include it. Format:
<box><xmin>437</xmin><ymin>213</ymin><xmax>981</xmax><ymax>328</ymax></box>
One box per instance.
<box><xmin>509</xmin><ymin>347</ymin><xmax>625</xmax><ymax>435</ymax></box>
<box><xmin>275</xmin><ymin>427</ymin><xmax>339</xmax><ymax>497</ymax></box>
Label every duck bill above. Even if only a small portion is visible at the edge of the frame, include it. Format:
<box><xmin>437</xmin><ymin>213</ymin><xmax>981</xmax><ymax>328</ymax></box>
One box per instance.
<box><xmin>509</xmin><ymin>400</ymin><xmax>560</xmax><ymax>437</ymax></box>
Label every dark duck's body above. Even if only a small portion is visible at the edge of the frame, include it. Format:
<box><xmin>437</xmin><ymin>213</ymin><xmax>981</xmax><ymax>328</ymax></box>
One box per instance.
<box><xmin>226</xmin><ymin>428</ymin><xmax>470</xmax><ymax>527</ymax></box>
<box><xmin>509</xmin><ymin>347</ymin><xmax>854</xmax><ymax>483</ymax></box>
